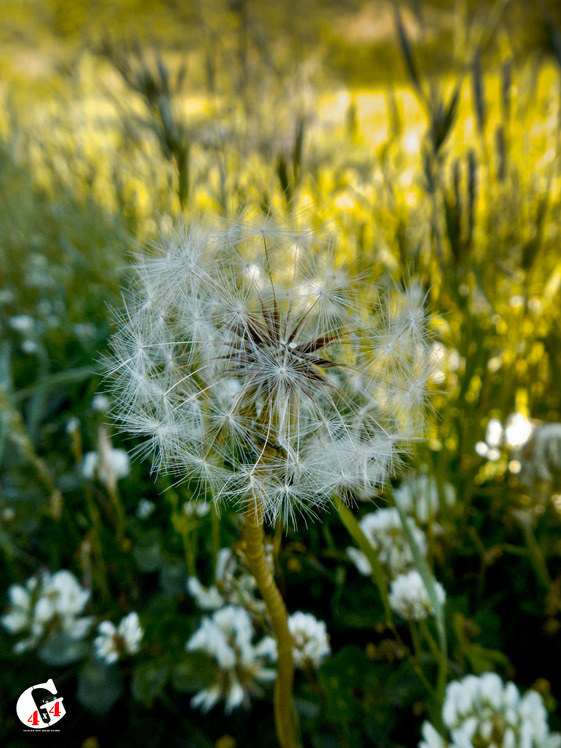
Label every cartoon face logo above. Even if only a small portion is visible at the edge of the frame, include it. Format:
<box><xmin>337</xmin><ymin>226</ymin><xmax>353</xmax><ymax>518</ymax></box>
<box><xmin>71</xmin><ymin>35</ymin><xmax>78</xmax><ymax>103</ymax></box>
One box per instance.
<box><xmin>16</xmin><ymin>678</ymin><xmax>65</xmax><ymax>729</ymax></box>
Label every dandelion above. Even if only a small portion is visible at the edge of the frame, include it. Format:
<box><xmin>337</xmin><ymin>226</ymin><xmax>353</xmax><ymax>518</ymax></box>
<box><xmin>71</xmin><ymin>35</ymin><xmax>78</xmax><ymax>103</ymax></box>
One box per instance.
<box><xmin>107</xmin><ymin>215</ymin><xmax>432</xmax><ymax>525</ymax></box>
<box><xmin>94</xmin><ymin>612</ymin><xmax>143</xmax><ymax>664</ymax></box>
<box><xmin>186</xmin><ymin>605</ymin><xmax>277</xmax><ymax>713</ymax></box>
<box><xmin>389</xmin><ymin>570</ymin><xmax>446</xmax><ymax>621</ymax></box>
<box><xmin>1</xmin><ymin>570</ymin><xmax>93</xmax><ymax>655</ymax></box>
<box><xmin>419</xmin><ymin>673</ymin><xmax>561</xmax><ymax>748</ymax></box>
<box><xmin>107</xmin><ymin>213</ymin><xmax>434</xmax><ymax>747</ymax></box>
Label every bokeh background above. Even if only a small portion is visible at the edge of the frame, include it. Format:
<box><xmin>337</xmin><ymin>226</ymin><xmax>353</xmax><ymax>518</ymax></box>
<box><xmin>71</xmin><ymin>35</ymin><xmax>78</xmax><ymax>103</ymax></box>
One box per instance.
<box><xmin>2</xmin><ymin>1</ymin><xmax>561</xmax><ymax>746</ymax></box>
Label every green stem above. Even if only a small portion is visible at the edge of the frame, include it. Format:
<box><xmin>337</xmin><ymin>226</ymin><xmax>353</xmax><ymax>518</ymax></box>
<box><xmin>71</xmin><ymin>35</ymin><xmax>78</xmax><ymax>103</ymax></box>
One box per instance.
<box><xmin>336</xmin><ymin>500</ymin><xmax>393</xmax><ymax>627</ymax></box>
<box><xmin>394</xmin><ymin>500</ymin><xmax>448</xmax><ymax>708</ymax></box>
<box><xmin>518</xmin><ymin>515</ymin><xmax>551</xmax><ymax>589</ymax></box>
<box><xmin>243</xmin><ymin>506</ymin><xmax>301</xmax><ymax>748</ymax></box>
<box><xmin>408</xmin><ymin>618</ymin><xmax>423</xmax><ymax>661</ymax></box>
<box><xmin>418</xmin><ymin>618</ymin><xmax>441</xmax><ymax>662</ymax></box>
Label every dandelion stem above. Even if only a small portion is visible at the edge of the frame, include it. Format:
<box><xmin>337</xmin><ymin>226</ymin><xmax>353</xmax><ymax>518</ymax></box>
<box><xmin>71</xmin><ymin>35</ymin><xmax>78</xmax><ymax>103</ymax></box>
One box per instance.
<box><xmin>242</xmin><ymin>506</ymin><xmax>300</xmax><ymax>748</ymax></box>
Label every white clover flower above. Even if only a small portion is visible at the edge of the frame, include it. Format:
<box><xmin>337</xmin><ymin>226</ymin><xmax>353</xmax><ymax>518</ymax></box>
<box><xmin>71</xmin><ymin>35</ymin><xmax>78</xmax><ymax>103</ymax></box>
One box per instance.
<box><xmin>186</xmin><ymin>605</ymin><xmax>277</xmax><ymax>713</ymax></box>
<box><xmin>419</xmin><ymin>722</ymin><xmax>447</xmax><ymax>748</ymax></box>
<box><xmin>420</xmin><ymin>673</ymin><xmax>561</xmax><ymax>748</ymax></box>
<box><xmin>82</xmin><ymin>448</ymin><xmax>130</xmax><ymax>483</ymax></box>
<box><xmin>288</xmin><ymin>612</ymin><xmax>331</xmax><ymax>669</ymax></box>
<box><xmin>394</xmin><ymin>472</ymin><xmax>456</xmax><ymax>525</ymax></box>
<box><xmin>136</xmin><ymin>498</ymin><xmax>156</xmax><ymax>520</ymax></box>
<box><xmin>1</xmin><ymin>570</ymin><xmax>93</xmax><ymax>654</ymax></box>
<box><xmin>187</xmin><ymin>578</ymin><xmax>225</xmax><ymax>611</ymax></box>
<box><xmin>347</xmin><ymin>507</ymin><xmax>427</xmax><ymax>577</ymax></box>
<box><xmin>187</xmin><ymin>546</ymin><xmax>266</xmax><ymax>614</ymax></box>
<box><xmin>94</xmin><ymin>612</ymin><xmax>143</xmax><ymax>664</ymax></box>
<box><xmin>107</xmin><ymin>215</ymin><xmax>434</xmax><ymax>525</ymax></box>
<box><xmin>388</xmin><ymin>570</ymin><xmax>446</xmax><ymax>621</ymax></box>
<box><xmin>9</xmin><ymin>314</ymin><xmax>35</xmax><ymax>334</ymax></box>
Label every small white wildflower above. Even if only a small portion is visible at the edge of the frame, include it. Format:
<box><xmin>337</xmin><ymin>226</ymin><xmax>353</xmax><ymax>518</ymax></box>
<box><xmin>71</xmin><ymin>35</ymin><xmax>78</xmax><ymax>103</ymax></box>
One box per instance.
<box><xmin>73</xmin><ymin>322</ymin><xmax>96</xmax><ymax>339</ymax></box>
<box><xmin>288</xmin><ymin>612</ymin><xmax>331</xmax><ymax>669</ymax></box>
<box><xmin>91</xmin><ymin>394</ymin><xmax>111</xmax><ymax>412</ymax></box>
<box><xmin>394</xmin><ymin>472</ymin><xmax>455</xmax><ymax>525</ymax></box>
<box><xmin>183</xmin><ymin>501</ymin><xmax>211</xmax><ymax>518</ymax></box>
<box><xmin>0</xmin><ymin>288</ymin><xmax>14</xmax><ymax>305</ymax></box>
<box><xmin>2</xmin><ymin>507</ymin><xmax>15</xmax><ymax>522</ymax></box>
<box><xmin>136</xmin><ymin>499</ymin><xmax>156</xmax><ymax>520</ymax></box>
<box><xmin>347</xmin><ymin>508</ymin><xmax>427</xmax><ymax>577</ymax></box>
<box><xmin>485</xmin><ymin>418</ymin><xmax>504</xmax><ymax>448</ymax></box>
<box><xmin>420</xmin><ymin>672</ymin><xmax>561</xmax><ymax>748</ymax></box>
<box><xmin>389</xmin><ymin>570</ymin><xmax>446</xmax><ymax>621</ymax></box>
<box><xmin>66</xmin><ymin>417</ymin><xmax>80</xmax><ymax>435</ymax></box>
<box><xmin>21</xmin><ymin>339</ymin><xmax>38</xmax><ymax>354</ymax></box>
<box><xmin>520</xmin><ymin>423</ymin><xmax>561</xmax><ymax>487</ymax></box>
<box><xmin>504</xmin><ymin>412</ymin><xmax>533</xmax><ymax>450</ymax></box>
<box><xmin>187</xmin><ymin>547</ymin><xmax>266</xmax><ymax>614</ymax></box>
<box><xmin>419</xmin><ymin>722</ymin><xmax>447</xmax><ymax>748</ymax></box>
<box><xmin>186</xmin><ymin>605</ymin><xmax>276</xmax><ymax>713</ymax></box>
<box><xmin>94</xmin><ymin>612</ymin><xmax>143</xmax><ymax>664</ymax></box>
<box><xmin>187</xmin><ymin>578</ymin><xmax>224</xmax><ymax>611</ymax></box>
<box><xmin>476</xmin><ymin>441</ymin><xmax>501</xmax><ymax>462</ymax></box>
<box><xmin>1</xmin><ymin>570</ymin><xmax>92</xmax><ymax>654</ymax></box>
<box><xmin>9</xmin><ymin>315</ymin><xmax>35</xmax><ymax>334</ymax></box>
<box><xmin>82</xmin><ymin>448</ymin><xmax>130</xmax><ymax>483</ymax></box>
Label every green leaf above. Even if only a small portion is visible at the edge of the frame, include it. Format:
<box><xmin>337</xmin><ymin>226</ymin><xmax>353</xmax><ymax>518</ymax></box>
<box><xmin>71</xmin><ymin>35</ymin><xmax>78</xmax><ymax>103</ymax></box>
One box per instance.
<box><xmin>133</xmin><ymin>530</ymin><xmax>163</xmax><ymax>572</ymax></box>
<box><xmin>393</xmin><ymin>4</ymin><xmax>425</xmax><ymax>103</ymax></box>
<box><xmin>464</xmin><ymin>643</ymin><xmax>510</xmax><ymax>674</ymax></box>
<box><xmin>171</xmin><ymin>652</ymin><xmax>215</xmax><ymax>693</ymax></box>
<box><xmin>318</xmin><ymin>645</ymin><xmax>367</xmax><ymax>727</ymax></box>
<box><xmin>77</xmin><ymin>659</ymin><xmax>123</xmax><ymax>714</ymax></box>
<box><xmin>39</xmin><ymin>633</ymin><xmax>90</xmax><ymax>666</ymax></box>
<box><xmin>132</xmin><ymin>659</ymin><xmax>170</xmax><ymax>706</ymax></box>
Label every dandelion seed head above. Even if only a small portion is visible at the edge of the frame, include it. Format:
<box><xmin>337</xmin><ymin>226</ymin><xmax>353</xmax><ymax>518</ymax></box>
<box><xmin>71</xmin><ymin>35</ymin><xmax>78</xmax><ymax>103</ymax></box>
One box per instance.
<box><xmin>107</xmin><ymin>216</ymin><xmax>432</xmax><ymax>525</ymax></box>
